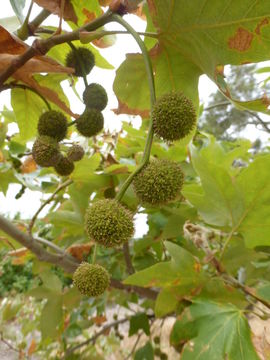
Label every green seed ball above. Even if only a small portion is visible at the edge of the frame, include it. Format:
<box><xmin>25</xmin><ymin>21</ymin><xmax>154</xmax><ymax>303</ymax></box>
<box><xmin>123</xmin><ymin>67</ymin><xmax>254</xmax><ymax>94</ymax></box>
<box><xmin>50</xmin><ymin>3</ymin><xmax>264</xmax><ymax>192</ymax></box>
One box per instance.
<box><xmin>38</xmin><ymin>110</ymin><xmax>68</xmax><ymax>141</ymax></box>
<box><xmin>54</xmin><ymin>156</ymin><xmax>74</xmax><ymax>176</ymax></box>
<box><xmin>65</xmin><ymin>47</ymin><xmax>95</xmax><ymax>77</ymax></box>
<box><xmin>73</xmin><ymin>262</ymin><xmax>110</xmax><ymax>297</ymax></box>
<box><xmin>76</xmin><ymin>109</ymin><xmax>104</xmax><ymax>137</ymax></box>
<box><xmin>32</xmin><ymin>136</ymin><xmax>61</xmax><ymax>167</ymax></box>
<box><xmin>133</xmin><ymin>159</ymin><xmax>184</xmax><ymax>206</ymax></box>
<box><xmin>67</xmin><ymin>145</ymin><xmax>85</xmax><ymax>162</ymax></box>
<box><xmin>85</xmin><ymin>199</ymin><xmax>134</xmax><ymax>247</ymax></box>
<box><xmin>152</xmin><ymin>92</ymin><xmax>197</xmax><ymax>141</ymax></box>
<box><xmin>83</xmin><ymin>83</ymin><xmax>108</xmax><ymax>111</ymax></box>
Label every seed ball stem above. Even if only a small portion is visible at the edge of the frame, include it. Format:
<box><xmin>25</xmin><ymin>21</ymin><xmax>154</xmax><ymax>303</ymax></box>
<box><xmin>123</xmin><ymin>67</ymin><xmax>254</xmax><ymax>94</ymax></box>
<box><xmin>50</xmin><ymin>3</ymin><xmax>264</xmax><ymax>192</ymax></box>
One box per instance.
<box><xmin>133</xmin><ymin>158</ymin><xmax>184</xmax><ymax>206</ymax></box>
<box><xmin>85</xmin><ymin>199</ymin><xmax>134</xmax><ymax>247</ymax></box>
<box><xmin>38</xmin><ymin>110</ymin><xmax>68</xmax><ymax>141</ymax></box>
<box><xmin>32</xmin><ymin>135</ymin><xmax>61</xmax><ymax>167</ymax></box>
<box><xmin>76</xmin><ymin>109</ymin><xmax>104</xmax><ymax>137</ymax></box>
<box><xmin>83</xmin><ymin>83</ymin><xmax>108</xmax><ymax>111</ymax></box>
<box><xmin>73</xmin><ymin>262</ymin><xmax>110</xmax><ymax>297</ymax></box>
<box><xmin>152</xmin><ymin>92</ymin><xmax>197</xmax><ymax>141</ymax></box>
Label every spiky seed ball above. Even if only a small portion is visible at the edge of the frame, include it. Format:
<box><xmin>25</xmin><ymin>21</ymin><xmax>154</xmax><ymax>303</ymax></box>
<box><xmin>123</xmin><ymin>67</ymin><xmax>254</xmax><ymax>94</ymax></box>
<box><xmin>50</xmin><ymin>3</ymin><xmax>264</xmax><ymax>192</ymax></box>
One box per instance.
<box><xmin>32</xmin><ymin>136</ymin><xmax>61</xmax><ymax>167</ymax></box>
<box><xmin>83</xmin><ymin>83</ymin><xmax>108</xmax><ymax>111</ymax></box>
<box><xmin>85</xmin><ymin>199</ymin><xmax>134</xmax><ymax>247</ymax></box>
<box><xmin>73</xmin><ymin>262</ymin><xmax>110</xmax><ymax>297</ymax></box>
<box><xmin>38</xmin><ymin>110</ymin><xmax>68</xmax><ymax>141</ymax></box>
<box><xmin>65</xmin><ymin>47</ymin><xmax>95</xmax><ymax>77</ymax></box>
<box><xmin>133</xmin><ymin>159</ymin><xmax>184</xmax><ymax>206</ymax></box>
<box><xmin>76</xmin><ymin>109</ymin><xmax>104</xmax><ymax>137</ymax></box>
<box><xmin>152</xmin><ymin>92</ymin><xmax>197</xmax><ymax>141</ymax></box>
<box><xmin>54</xmin><ymin>156</ymin><xmax>74</xmax><ymax>176</ymax></box>
<box><xmin>67</xmin><ymin>145</ymin><xmax>85</xmax><ymax>162</ymax></box>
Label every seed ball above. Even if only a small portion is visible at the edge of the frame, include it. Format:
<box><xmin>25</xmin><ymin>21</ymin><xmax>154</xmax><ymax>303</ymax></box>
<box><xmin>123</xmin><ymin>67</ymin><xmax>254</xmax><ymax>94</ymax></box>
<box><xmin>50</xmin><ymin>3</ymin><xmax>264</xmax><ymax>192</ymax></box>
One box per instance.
<box><xmin>152</xmin><ymin>92</ymin><xmax>197</xmax><ymax>141</ymax></box>
<box><xmin>133</xmin><ymin>159</ymin><xmax>184</xmax><ymax>206</ymax></box>
<box><xmin>76</xmin><ymin>109</ymin><xmax>104</xmax><ymax>137</ymax></box>
<box><xmin>73</xmin><ymin>262</ymin><xmax>110</xmax><ymax>297</ymax></box>
<box><xmin>83</xmin><ymin>83</ymin><xmax>108</xmax><ymax>111</ymax></box>
<box><xmin>54</xmin><ymin>156</ymin><xmax>74</xmax><ymax>176</ymax></box>
<box><xmin>67</xmin><ymin>144</ymin><xmax>85</xmax><ymax>162</ymax></box>
<box><xmin>32</xmin><ymin>135</ymin><xmax>61</xmax><ymax>167</ymax></box>
<box><xmin>65</xmin><ymin>47</ymin><xmax>95</xmax><ymax>77</ymax></box>
<box><xmin>38</xmin><ymin>110</ymin><xmax>68</xmax><ymax>141</ymax></box>
<box><xmin>85</xmin><ymin>199</ymin><xmax>134</xmax><ymax>247</ymax></box>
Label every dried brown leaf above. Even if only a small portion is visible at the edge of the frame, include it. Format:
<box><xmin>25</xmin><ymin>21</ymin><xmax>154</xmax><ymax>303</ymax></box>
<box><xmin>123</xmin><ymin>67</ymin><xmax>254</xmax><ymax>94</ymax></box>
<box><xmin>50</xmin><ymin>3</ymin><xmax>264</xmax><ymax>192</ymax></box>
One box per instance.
<box><xmin>33</xmin><ymin>0</ymin><xmax>77</xmax><ymax>23</ymax></box>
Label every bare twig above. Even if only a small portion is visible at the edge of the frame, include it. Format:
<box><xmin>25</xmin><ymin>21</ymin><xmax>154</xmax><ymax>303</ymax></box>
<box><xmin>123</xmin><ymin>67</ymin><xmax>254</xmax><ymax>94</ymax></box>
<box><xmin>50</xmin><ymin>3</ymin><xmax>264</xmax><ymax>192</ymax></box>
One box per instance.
<box><xmin>64</xmin><ymin>313</ymin><xmax>155</xmax><ymax>358</ymax></box>
<box><xmin>28</xmin><ymin>179</ymin><xmax>73</xmax><ymax>236</ymax></box>
<box><xmin>0</xmin><ymin>332</ymin><xmax>22</xmax><ymax>354</ymax></box>
<box><xmin>125</xmin><ymin>332</ymin><xmax>142</xmax><ymax>360</ymax></box>
<box><xmin>123</xmin><ymin>242</ymin><xmax>135</xmax><ymax>274</ymax></box>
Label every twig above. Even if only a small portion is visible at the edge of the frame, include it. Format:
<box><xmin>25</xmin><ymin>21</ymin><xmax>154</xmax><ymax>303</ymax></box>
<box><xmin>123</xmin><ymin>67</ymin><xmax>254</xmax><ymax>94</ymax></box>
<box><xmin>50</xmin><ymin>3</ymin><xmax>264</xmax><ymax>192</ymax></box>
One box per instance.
<box><xmin>35</xmin><ymin>236</ymin><xmax>67</xmax><ymax>255</ymax></box>
<box><xmin>245</xmin><ymin>110</ymin><xmax>270</xmax><ymax>133</ymax></box>
<box><xmin>0</xmin><ymin>332</ymin><xmax>21</xmax><ymax>354</ymax></box>
<box><xmin>110</xmin><ymin>278</ymin><xmax>158</xmax><ymax>300</ymax></box>
<box><xmin>28</xmin><ymin>179</ymin><xmax>73</xmax><ymax>236</ymax></box>
<box><xmin>123</xmin><ymin>242</ymin><xmax>135</xmax><ymax>274</ymax></box>
<box><xmin>203</xmin><ymin>101</ymin><xmax>231</xmax><ymax>111</ymax></box>
<box><xmin>125</xmin><ymin>332</ymin><xmax>142</xmax><ymax>360</ymax></box>
<box><xmin>64</xmin><ymin>314</ymin><xmax>155</xmax><ymax>358</ymax></box>
<box><xmin>17</xmin><ymin>9</ymin><xmax>51</xmax><ymax>40</ymax></box>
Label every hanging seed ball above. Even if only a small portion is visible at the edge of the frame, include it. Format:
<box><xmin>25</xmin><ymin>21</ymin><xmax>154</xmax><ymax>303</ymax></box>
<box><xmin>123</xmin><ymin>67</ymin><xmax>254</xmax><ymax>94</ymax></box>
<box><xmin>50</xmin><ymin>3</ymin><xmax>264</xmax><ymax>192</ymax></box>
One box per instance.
<box><xmin>67</xmin><ymin>144</ymin><xmax>85</xmax><ymax>162</ymax></box>
<box><xmin>152</xmin><ymin>92</ymin><xmax>197</xmax><ymax>141</ymax></box>
<box><xmin>133</xmin><ymin>159</ymin><xmax>184</xmax><ymax>206</ymax></box>
<box><xmin>85</xmin><ymin>199</ymin><xmax>134</xmax><ymax>247</ymax></box>
<box><xmin>76</xmin><ymin>109</ymin><xmax>104</xmax><ymax>137</ymax></box>
<box><xmin>65</xmin><ymin>47</ymin><xmax>95</xmax><ymax>77</ymax></box>
<box><xmin>32</xmin><ymin>135</ymin><xmax>61</xmax><ymax>167</ymax></box>
<box><xmin>54</xmin><ymin>156</ymin><xmax>74</xmax><ymax>176</ymax></box>
<box><xmin>37</xmin><ymin>110</ymin><xmax>68</xmax><ymax>141</ymax></box>
<box><xmin>73</xmin><ymin>262</ymin><xmax>110</xmax><ymax>297</ymax></box>
<box><xmin>83</xmin><ymin>83</ymin><xmax>108</xmax><ymax>111</ymax></box>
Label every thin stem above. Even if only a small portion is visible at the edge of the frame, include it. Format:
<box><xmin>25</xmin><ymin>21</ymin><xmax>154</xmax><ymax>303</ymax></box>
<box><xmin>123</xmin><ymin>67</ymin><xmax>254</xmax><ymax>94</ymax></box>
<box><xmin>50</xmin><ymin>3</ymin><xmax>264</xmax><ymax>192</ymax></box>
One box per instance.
<box><xmin>67</xmin><ymin>42</ymin><xmax>88</xmax><ymax>88</ymax></box>
<box><xmin>0</xmin><ymin>83</ymin><xmax>51</xmax><ymax>110</ymax></box>
<box><xmin>79</xmin><ymin>29</ymin><xmax>159</xmax><ymax>40</ymax></box>
<box><xmin>17</xmin><ymin>9</ymin><xmax>51</xmax><ymax>40</ymax></box>
<box><xmin>92</xmin><ymin>244</ymin><xmax>97</xmax><ymax>264</ymax></box>
<box><xmin>203</xmin><ymin>101</ymin><xmax>231</xmax><ymax>111</ymax></box>
<box><xmin>68</xmin><ymin>119</ymin><xmax>77</xmax><ymax>126</ymax></box>
<box><xmin>28</xmin><ymin>179</ymin><xmax>73</xmax><ymax>236</ymax></box>
<box><xmin>112</xmin><ymin>14</ymin><xmax>156</xmax><ymax>201</ymax></box>
<box><xmin>123</xmin><ymin>242</ymin><xmax>134</xmax><ymax>274</ymax></box>
<box><xmin>35</xmin><ymin>236</ymin><xmax>67</xmax><ymax>255</ymax></box>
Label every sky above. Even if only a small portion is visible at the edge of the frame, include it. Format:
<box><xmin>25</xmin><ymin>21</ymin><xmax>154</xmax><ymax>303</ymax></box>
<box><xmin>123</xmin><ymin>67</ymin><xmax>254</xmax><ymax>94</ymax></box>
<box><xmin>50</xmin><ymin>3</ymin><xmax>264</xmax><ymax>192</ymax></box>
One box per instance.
<box><xmin>0</xmin><ymin>1</ymin><xmax>269</xmax><ymax>237</ymax></box>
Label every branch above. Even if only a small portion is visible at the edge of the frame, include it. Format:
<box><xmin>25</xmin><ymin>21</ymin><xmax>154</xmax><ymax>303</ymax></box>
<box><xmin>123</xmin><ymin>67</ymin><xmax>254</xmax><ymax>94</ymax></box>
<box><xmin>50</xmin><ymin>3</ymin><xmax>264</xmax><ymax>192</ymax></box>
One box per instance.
<box><xmin>0</xmin><ymin>214</ymin><xmax>79</xmax><ymax>273</ymax></box>
<box><xmin>28</xmin><ymin>179</ymin><xmax>73</xmax><ymax>236</ymax></box>
<box><xmin>64</xmin><ymin>313</ymin><xmax>155</xmax><ymax>358</ymax></box>
<box><xmin>123</xmin><ymin>242</ymin><xmax>135</xmax><ymax>274</ymax></box>
<box><xmin>245</xmin><ymin>110</ymin><xmax>270</xmax><ymax>133</ymax></box>
<box><xmin>0</xmin><ymin>10</ymin><xmax>114</xmax><ymax>86</ymax></box>
<box><xmin>110</xmin><ymin>278</ymin><xmax>158</xmax><ymax>300</ymax></box>
<box><xmin>17</xmin><ymin>9</ymin><xmax>51</xmax><ymax>40</ymax></box>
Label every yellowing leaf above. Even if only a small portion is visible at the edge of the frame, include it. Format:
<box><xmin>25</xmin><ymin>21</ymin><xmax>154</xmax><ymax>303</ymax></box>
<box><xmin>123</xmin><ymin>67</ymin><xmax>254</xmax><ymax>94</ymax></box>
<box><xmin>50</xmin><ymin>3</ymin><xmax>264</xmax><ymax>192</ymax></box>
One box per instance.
<box><xmin>20</xmin><ymin>156</ymin><xmax>37</xmax><ymax>173</ymax></box>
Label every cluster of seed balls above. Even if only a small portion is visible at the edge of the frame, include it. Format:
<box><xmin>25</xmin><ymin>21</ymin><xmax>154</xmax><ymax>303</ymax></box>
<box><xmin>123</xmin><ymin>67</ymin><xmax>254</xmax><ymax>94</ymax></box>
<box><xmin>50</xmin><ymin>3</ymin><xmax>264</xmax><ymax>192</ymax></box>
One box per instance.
<box><xmin>32</xmin><ymin>47</ymin><xmax>108</xmax><ymax>176</ymax></box>
<box><xmin>73</xmin><ymin>91</ymin><xmax>197</xmax><ymax>298</ymax></box>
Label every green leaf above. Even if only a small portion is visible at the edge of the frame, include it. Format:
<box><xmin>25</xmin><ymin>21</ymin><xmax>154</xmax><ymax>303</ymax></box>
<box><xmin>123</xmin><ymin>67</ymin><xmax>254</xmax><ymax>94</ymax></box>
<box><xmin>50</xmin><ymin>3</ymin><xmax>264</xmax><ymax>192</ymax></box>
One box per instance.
<box><xmin>236</xmin><ymin>155</ymin><xmax>270</xmax><ymax>247</ymax></box>
<box><xmin>48</xmin><ymin>210</ymin><xmax>84</xmax><ymax>236</ymax></box>
<box><xmin>171</xmin><ymin>300</ymin><xmax>259</xmax><ymax>360</ymax></box>
<box><xmin>155</xmin><ymin>287</ymin><xmax>179</xmax><ymax>317</ymax></box>
<box><xmin>70</xmin><ymin>154</ymin><xmax>101</xmax><ymax>183</ymax></box>
<box><xmin>11</xmin><ymin>88</ymin><xmax>47</xmax><ymax>141</ymax></box>
<box><xmin>134</xmin><ymin>341</ymin><xmax>154</xmax><ymax>360</ymax></box>
<box><xmin>256</xmin><ymin>282</ymin><xmax>270</xmax><ymax>302</ymax></box>
<box><xmin>0</xmin><ymin>16</ymin><xmax>20</xmax><ymax>31</ymax></box>
<box><xmin>129</xmin><ymin>313</ymin><xmax>150</xmax><ymax>336</ymax></box>
<box><xmin>40</xmin><ymin>270</ymin><xmax>62</xmax><ymax>294</ymax></box>
<box><xmin>125</xmin><ymin>242</ymin><xmax>204</xmax><ymax>291</ymax></box>
<box><xmin>40</xmin><ymin>297</ymin><xmax>63</xmax><ymax>339</ymax></box>
<box><xmin>147</xmin><ymin>1</ymin><xmax>270</xmax><ymax>114</ymax></box>
<box><xmin>10</xmin><ymin>0</ymin><xmax>25</xmax><ymax>23</ymax></box>
<box><xmin>0</xmin><ymin>168</ymin><xmax>17</xmax><ymax>195</ymax></box>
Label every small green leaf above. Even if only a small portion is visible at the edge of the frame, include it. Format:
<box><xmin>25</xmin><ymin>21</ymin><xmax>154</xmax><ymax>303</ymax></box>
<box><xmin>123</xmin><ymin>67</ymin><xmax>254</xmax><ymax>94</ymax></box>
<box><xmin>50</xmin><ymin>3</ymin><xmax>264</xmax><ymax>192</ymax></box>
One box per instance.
<box><xmin>134</xmin><ymin>341</ymin><xmax>154</xmax><ymax>360</ymax></box>
<box><xmin>71</xmin><ymin>154</ymin><xmax>101</xmax><ymax>183</ymax></box>
<box><xmin>40</xmin><ymin>297</ymin><xmax>63</xmax><ymax>339</ymax></box>
<box><xmin>155</xmin><ymin>288</ymin><xmax>179</xmax><ymax>317</ymax></box>
<box><xmin>129</xmin><ymin>313</ymin><xmax>150</xmax><ymax>336</ymax></box>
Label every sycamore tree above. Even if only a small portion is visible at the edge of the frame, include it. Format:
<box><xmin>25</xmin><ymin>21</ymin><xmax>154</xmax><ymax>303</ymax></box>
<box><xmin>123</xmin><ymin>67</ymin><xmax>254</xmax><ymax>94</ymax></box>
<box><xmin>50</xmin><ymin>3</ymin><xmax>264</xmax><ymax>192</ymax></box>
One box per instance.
<box><xmin>1</xmin><ymin>0</ymin><xmax>270</xmax><ymax>359</ymax></box>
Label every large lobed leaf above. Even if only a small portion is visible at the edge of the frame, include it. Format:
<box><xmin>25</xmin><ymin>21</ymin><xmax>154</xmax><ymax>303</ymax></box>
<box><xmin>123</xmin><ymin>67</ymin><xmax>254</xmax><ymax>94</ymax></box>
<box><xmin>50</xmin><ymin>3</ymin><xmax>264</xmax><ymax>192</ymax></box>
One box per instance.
<box><xmin>170</xmin><ymin>300</ymin><xmax>259</xmax><ymax>360</ymax></box>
